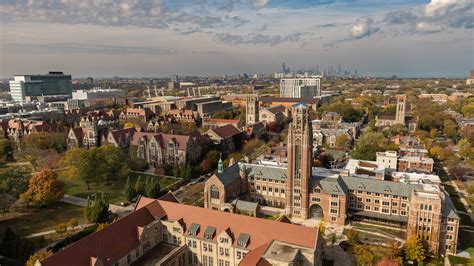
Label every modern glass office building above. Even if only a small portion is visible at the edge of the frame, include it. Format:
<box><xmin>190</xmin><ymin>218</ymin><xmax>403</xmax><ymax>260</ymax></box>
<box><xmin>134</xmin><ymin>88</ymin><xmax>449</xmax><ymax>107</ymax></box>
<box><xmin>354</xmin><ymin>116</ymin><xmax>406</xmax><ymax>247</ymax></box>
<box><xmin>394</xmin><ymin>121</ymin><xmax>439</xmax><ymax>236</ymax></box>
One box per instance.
<box><xmin>9</xmin><ymin>72</ymin><xmax>72</xmax><ymax>101</ymax></box>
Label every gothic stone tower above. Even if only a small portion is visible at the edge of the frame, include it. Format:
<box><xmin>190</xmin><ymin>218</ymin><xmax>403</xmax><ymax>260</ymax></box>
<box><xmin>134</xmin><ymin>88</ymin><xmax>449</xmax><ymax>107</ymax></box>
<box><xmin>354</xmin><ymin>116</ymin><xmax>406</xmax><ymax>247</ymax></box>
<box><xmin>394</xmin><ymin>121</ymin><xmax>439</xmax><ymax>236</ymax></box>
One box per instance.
<box><xmin>246</xmin><ymin>95</ymin><xmax>259</xmax><ymax>125</ymax></box>
<box><xmin>395</xmin><ymin>95</ymin><xmax>406</xmax><ymax>125</ymax></box>
<box><xmin>286</xmin><ymin>103</ymin><xmax>313</xmax><ymax>219</ymax></box>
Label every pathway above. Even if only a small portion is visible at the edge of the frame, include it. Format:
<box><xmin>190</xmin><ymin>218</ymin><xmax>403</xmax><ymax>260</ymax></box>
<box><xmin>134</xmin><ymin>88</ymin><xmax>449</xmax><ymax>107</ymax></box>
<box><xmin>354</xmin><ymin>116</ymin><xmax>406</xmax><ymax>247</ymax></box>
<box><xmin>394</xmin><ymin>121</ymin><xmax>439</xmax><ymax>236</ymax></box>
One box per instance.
<box><xmin>61</xmin><ymin>194</ymin><xmax>134</xmax><ymax>217</ymax></box>
<box><xmin>25</xmin><ymin>223</ymin><xmax>94</xmax><ymax>238</ymax></box>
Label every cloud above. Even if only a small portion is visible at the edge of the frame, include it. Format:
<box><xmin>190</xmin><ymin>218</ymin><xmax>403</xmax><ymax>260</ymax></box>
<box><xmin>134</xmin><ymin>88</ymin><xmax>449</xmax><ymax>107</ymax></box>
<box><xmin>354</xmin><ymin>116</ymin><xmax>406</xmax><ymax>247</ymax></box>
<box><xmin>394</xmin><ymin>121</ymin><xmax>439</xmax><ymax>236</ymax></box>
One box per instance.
<box><xmin>383</xmin><ymin>10</ymin><xmax>418</xmax><ymax>25</ymax></box>
<box><xmin>0</xmin><ymin>0</ymin><xmax>261</xmax><ymax>30</ymax></box>
<box><xmin>253</xmin><ymin>0</ymin><xmax>270</xmax><ymax>7</ymax></box>
<box><xmin>415</xmin><ymin>22</ymin><xmax>443</xmax><ymax>34</ymax></box>
<box><xmin>349</xmin><ymin>18</ymin><xmax>380</xmax><ymax>39</ymax></box>
<box><xmin>214</xmin><ymin>32</ymin><xmax>306</xmax><ymax>46</ymax></box>
<box><xmin>383</xmin><ymin>0</ymin><xmax>473</xmax><ymax>33</ymax></box>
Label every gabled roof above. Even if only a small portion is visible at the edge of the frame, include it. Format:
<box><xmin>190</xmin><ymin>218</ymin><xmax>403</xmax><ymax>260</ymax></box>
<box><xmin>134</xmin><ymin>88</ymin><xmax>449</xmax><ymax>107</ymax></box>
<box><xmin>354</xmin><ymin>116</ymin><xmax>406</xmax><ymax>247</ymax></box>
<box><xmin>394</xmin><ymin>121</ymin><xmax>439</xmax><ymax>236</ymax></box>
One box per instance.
<box><xmin>210</xmin><ymin>124</ymin><xmax>242</xmax><ymax>139</ymax></box>
<box><xmin>265</xmin><ymin>105</ymin><xmax>286</xmax><ymax>114</ymax></box>
<box><xmin>139</xmin><ymin>199</ymin><xmax>319</xmax><ymax>250</ymax></box>
<box><xmin>40</xmin><ymin>207</ymin><xmax>156</xmax><ymax>266</ymax></box>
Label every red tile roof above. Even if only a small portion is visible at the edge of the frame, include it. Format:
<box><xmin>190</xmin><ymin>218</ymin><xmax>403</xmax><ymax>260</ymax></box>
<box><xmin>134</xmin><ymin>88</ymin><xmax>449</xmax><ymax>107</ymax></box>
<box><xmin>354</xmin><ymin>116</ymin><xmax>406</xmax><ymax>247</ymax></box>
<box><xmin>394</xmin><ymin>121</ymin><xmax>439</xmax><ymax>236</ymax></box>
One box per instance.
<box><xmin>40</xmin><ymin>207</ymin><xmax>155</xmax><ymax>266</ymax></box>
<box><xmin>139</xmin><ymin>199</ymin><xmax>318</xmax><ymax>250</ymax></box>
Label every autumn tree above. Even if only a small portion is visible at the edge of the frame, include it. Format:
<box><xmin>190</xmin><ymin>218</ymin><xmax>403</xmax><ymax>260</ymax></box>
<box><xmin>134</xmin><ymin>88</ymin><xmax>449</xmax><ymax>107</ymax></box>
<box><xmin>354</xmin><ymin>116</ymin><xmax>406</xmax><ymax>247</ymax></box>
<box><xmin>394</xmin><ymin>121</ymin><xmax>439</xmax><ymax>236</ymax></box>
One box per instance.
<box><xmin>68</xmin><ymin>218</ymin><xmax>79</xmax><ymax>230</ymax></box>
<box><xmin>458</xmin><ymin>139</ymin><xmax>474</xmax><ymax>159</ymax></box>
<box><xmin>55</xmin><ymin>223</ymin><xmax>67</xmax><ymax>236</ymax></box>
<box><xmin>200</xmin><ymin>150</ymin><xmax>220</xmax><ymax>174</ymax></box>
<box><xmin>404</xmin><ymin>237</ymin><xmax>425</xmax><ymax>263</ymax></box>
<box><xmin>335</xmin><ymin>134</ymin><xmax>349</xmax><ymax>149</ymax></box>
<box><xmin>63</xmin><ymin>148</ymin><xmax>101</xmax><ymax>190</ymax></box>
<box><xmin>354</xmin><ymin>244</ymin><xmax>375</xmax><ymax>265</ymax></box>
<box><xmin>21</xmin><ymin>168</ymin><xmax>65</xmax><ymax>207</ymax></box>
<box><xmin>26</xmin><ymin>250</ymin><xmax>53</xmax><ymax>266</ymax></box>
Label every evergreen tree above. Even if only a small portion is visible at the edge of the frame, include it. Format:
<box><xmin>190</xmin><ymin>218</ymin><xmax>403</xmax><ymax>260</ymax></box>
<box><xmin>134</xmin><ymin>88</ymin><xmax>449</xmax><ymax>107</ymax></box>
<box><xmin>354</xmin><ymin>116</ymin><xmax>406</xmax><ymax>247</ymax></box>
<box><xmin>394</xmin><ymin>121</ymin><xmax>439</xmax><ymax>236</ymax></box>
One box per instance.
<box><xmin>124</xmin><ymin>176</ymin><xmax>135</xmax><ymax>202</ymax></box>
<box><xmin>84</xmin><ymin>196</ymin><xmax>91</xmax><ymax>221</ymax></box>
<box><xmin>89</xmin><ymin>193</ymin><xmax>109</xmax><ymax>223</ymax></box>
<box><xmin>0</xmin><ymin>227</ymin><xmax>34</xmax><ymax>262</ymax></box>
<box><xmin>144</xmin><ymin>178</ymin><xmax>160</xmax><ymax>198</ymax></box>
<box><xmin>134</xmin><ymin>176</ymin><xmax>144</xmax><ymax>195</ymax></box>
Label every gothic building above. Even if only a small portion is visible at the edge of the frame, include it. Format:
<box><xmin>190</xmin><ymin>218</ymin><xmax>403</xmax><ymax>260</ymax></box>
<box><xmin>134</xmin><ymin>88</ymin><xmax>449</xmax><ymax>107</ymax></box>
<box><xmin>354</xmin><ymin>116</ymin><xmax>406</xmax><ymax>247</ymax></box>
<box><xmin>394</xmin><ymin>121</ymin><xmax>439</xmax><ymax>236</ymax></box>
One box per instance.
<box><xmin>375</xmin><ymin>95</ymin><xmax>418</xmax><ymax>132</ymax></box>
<box><xmin>204</xmin><ymin>104</ymin><xmax>460</xmax><ymax>256</ymax></box>
<box><xmin>245</xmin><ymin>95</ymin><xmax>259</xmax><ymax>126</ymax></box>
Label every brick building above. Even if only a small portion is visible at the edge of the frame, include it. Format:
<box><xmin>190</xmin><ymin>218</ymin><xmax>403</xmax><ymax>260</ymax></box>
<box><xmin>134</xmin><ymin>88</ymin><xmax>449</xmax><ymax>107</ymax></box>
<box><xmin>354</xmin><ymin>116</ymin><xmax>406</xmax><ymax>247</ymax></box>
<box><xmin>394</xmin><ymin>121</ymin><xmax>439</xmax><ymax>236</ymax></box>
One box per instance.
<box><xmin>204</xmin><ymin>104</ymin><xmax>460</xmax><ymax>256</ymax></box>
<box><xmin>39</xmin><ymin>196</ymin><xmax>323</xmax><ymax>266</ymax></box>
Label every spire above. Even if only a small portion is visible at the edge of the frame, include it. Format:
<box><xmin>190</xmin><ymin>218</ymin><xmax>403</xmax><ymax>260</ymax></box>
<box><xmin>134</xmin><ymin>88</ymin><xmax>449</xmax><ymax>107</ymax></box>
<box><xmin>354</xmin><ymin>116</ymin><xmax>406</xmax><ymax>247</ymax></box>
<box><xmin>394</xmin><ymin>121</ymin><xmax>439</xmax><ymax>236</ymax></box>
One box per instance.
<box><xmin>218</xmin><ymin>153</ymin><xmax>224</xmax><ymax>174</ymax></box>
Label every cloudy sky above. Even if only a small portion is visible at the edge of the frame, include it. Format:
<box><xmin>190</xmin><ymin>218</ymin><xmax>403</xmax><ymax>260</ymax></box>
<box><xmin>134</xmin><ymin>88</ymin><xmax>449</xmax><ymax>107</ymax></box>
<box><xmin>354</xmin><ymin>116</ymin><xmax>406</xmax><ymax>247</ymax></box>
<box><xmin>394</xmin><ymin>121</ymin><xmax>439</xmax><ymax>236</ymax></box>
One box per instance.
<box><xmin>0</xmin><ymin>0</ymin><xmax>472</xmax><ymax>78</ymax></box>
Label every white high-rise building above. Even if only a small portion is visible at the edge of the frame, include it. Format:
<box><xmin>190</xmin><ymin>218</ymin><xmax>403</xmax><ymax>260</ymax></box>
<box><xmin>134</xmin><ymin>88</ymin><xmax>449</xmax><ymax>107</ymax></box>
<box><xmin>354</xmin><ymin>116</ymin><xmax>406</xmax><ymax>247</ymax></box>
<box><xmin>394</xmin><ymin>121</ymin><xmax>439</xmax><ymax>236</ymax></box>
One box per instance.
<box><xmin>279</xmin><ymin>78</ymin><xmax>321</xmax><ymax>98</ymax></box>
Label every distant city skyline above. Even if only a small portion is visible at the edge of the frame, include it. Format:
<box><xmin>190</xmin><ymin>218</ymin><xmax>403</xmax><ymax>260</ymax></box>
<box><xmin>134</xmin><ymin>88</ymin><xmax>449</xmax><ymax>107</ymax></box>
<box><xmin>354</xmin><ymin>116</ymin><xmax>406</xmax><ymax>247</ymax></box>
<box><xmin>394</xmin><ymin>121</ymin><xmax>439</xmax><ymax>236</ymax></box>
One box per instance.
<box><xmin>0</xmin><ymin>0</ymin><xmax>472</xmax><ymax>78</ymax></box>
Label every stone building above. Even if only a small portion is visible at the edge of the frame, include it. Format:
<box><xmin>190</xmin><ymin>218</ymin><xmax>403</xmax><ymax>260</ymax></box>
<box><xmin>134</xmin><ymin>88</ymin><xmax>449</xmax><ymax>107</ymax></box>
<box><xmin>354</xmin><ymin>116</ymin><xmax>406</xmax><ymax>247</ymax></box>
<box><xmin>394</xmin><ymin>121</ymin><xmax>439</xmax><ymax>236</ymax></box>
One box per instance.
<box><xmin>131</xmin><ymin>131</ymin><xmax>205</xmax><ymax>166</ymax></box>
<box><xmin>245</xmin><ymin>95</ymin><xmax>259</xmax><ymax>126</ymax></box>
<box><xmin>39</xmin><ymin>196</ymin><xmax>323</xmax><ymax>266</ymax></box>
<box><xmin>375</xmin><ymin>95</ymin><xmax>418</xmax><ymax>132</ymax></box>
<box><xmin>204</xmin><ymin>104</ymin><xmax>460</xmax><ymax>256</ymax></box>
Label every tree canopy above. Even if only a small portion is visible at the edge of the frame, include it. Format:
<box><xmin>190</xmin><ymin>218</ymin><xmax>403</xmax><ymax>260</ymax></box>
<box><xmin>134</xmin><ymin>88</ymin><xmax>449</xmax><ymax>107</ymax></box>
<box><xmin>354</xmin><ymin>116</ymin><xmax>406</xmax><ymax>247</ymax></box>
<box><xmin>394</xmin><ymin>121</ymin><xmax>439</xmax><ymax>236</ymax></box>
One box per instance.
<box><xmin>352</xmin><ymin>131</ymin><xmax>398</xmax><ymax>161</ymax></box>
<box><xmin>21</xmin><ymin>168</ymin><xmax>65</xmax><ymax>207</ymax></box>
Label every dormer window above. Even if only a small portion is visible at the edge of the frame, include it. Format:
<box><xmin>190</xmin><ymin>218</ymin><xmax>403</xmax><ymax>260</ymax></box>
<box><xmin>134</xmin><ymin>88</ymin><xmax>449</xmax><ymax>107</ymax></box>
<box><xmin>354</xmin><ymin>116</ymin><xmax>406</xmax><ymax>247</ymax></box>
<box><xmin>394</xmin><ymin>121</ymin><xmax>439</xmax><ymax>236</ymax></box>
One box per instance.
<box><xmin>188</xmin><ymin>223</ymin><xmax>200</xmax><ymax>236</ymax></box>
<box><xmin>237</xmin><ymin>233</ymin><xmax>250</xmax><ymax>248</ymax></box>
<box><xmin>204</xmin><ymin>226</ymin><xmax>216</xmax><ymax>240</ymax></box>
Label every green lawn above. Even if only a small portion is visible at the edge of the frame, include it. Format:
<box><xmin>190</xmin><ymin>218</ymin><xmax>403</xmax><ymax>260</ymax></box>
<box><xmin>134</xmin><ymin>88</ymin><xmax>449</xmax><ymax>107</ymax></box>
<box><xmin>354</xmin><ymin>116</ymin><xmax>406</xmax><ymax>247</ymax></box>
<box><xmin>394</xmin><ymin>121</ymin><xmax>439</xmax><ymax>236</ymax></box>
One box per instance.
<box><xmin>60</xmin><ymin>172</ymin><xmax>178</xmax><ymax>204</ymax></box>
<box><xmin>0</xmin><ymin>202</ymin><xmax>86</xmax><ymax>236</ymax></box>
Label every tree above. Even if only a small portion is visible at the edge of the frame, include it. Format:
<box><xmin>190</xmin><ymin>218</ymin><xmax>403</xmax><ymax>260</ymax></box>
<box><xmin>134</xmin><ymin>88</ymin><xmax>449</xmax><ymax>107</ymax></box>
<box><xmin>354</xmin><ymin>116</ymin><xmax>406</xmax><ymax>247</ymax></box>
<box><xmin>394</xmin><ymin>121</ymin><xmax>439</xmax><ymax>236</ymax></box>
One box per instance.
<box><xmin>429</xmin><ymin>128</ymin><xmax>438</xmax><ymax>139</ymax></box>
<box><xmin>458</xmin><ymin>139</ymin><xmax>474</xmax><ymax>159</ymax></box>
<box><xmin>443</xmin><ymin>119</ymin><xmax>458</xmax><ymax>139</ymax></box>
<box><xmin>318</xmin><ymin>221</ymin><xmax>326</xmax><ymax>239</ymax></box>
<box><xmin>200</xmin><ymin>150</ymin><xmax>220</xmax><ymax>174</ymax></box>
<box><xmin>124</xmin><ymin>176</ymin><xmax>136</xmax><ymax>202</ymax></box>
<box><xmin>354</xmin><ymin>244</ymin><xmax>375</xmax><ymax>266</ymax></box>
<box><xmin>55</xmin><ymin>223</ymin><xmax>67</xmax><ymax>236</ymax></box>
<box><xmin>21</xmin><ymin>168</ymin><xmax>65</xmax><ymax>207</ymax></box>
<box><xmin>0</xmin><ymin>139</ymin><xmax>14</xmax><ymax>162</ymax></box>
<box><xmin>346</xmin><ymin>229</ymin><xmax>360</xmax><ymax>245</ymax></box>
<box><xmin>63</xmin><ymin>148</ymin><xmax>101</xmax><ymax>190</ymax></box>
<box><xmin>242</xmin><ymin>139</ymin><xmax>265</xmax><ymax>157</ymax></box>
<box><xmin>335</xmin><ymin>134</ymin><xmax>349</xmax><ymax>149</ymax></box>
<box><xmin>144</xmin><ymin>177</ymin><xmax>161</xmax><ymax>198</ymax></box>
<box><xmin>85</xmin><ymin>192</ymin><xmax>109</xmax><ymax>223</ymax></box>
<box><xmin>0</xmin><ymin>166</ymin><xmax>31</xmax><ymax>213</ymax></box>
<box><xmin>68</xmin><ymin>218</ymin><xmax>79</xmax><ymax>231</ymax></box>
<box><xmin>352</xmin><ymin>131</ymin><xmax>396</xmax><ymax>161</ymax></box>
<box><xmin>134</xmin><ymin>176</ymin><xmax>145</xmax><ymax>195</ymax></box>
<box><xmin>95</xmin><ymin>223</ymin><xmax>109</xmax><ymax>232</ymax></box>
<box><xmin>98</xmin><ymin>145</ymin><xmax>130</xmax><ymax>184</ymax></box>
<box><xmin>404</xmin><ymin>237</ymin><xmax>425</xmax><ymax>263</ymax></box>
<box><xmin>462</xmin><ymin>102</ymin><xmax>474</xmax><ymax>118</ymax></box>
<box><xmin>0</xmin><ymin>227</ymin><xmax>34</xmax><ymax>262</ymax></box>
<box><xmin>26</xmin><ymin>250</ymin><xmax>53</xmax><ymax>266</ymax></box>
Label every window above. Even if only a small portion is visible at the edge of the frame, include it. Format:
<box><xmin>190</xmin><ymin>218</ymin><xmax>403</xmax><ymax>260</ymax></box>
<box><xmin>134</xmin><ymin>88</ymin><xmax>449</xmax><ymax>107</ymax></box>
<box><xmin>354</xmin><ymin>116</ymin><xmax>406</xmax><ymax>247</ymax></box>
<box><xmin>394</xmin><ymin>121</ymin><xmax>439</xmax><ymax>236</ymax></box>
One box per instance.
<box><xmin>382</xmin><ymin>208</ymin><xmax>389</xmax><ymax>213</ymax></box>
<box><xmin>330</xmin><ymin>209</ymin><xmax>338</xmax><ymax>214</ymax></box>
<box><xmin>402</xmin><ymin>196</ymin><xmax>408</xmax><ymax>200</ymax></box>
<box><xmin>374</xmin><ymin>207</ymin><xmax>379</xmax><ymax>211</ymax></box>
<box><xmin>401</xmin><ymin>211</ymin><xmax>407</xmax><ymax>215</ymax></box>
<box><xmin>357</xmin><ymin>197</ymin><xmax>362</xmax><ymax>201</ymax></box>
<box><xmin>281</xmin><ymin>188</ymin><xmax>285</xmax><ymax>194</ymax></box>
<box><xmin>401</xmin><ymin>203</ymin><xmax>407</xmax><ymax>208</ymax></box>
<box><xmin>446</xmin><ymin>235</ymin><xmax>453</xmax><ymax>240</ymax></box>
<box><xmin>392</xmin><ymin>195</ymin><xmax>398</xmax><ymax>199</ymax></box>
<box><xmin>220</xmin><ymin>237</ymin><xmax>229</xmax><ymax>244</ymax></box>
<box><xmin>384</xmin><ymin>194</ymin><xmax>389</xmax><ymax>197</ymax></box>
<box><xmin>375</xmin><ymin>199</ymin><xmax>380</xmax><ymax>204</ymax></box>
<box><xmin>349</xmin><ymin>196</ymin><xmax>355</xmax><ymax>201</ymax></box>
<box><xmin>173</xmin><ymin>227</ymin><xmax>181</xmax><ymax>233</ymax></box>
<box><xmin>365</xmin><ymin>206</ymin><xmax>371</xmax><ymax>210</ymax></box>
<box><xmin>225</xmin><ymin>248</ymin><xmax>229</xmax><ymax>257</ymax></box>
<box><xmin>375</xmin><ymin>193</ymin><xmax>380</xmax><ymax>196</ymax></box>
<box><xmin>312</xmin><ymin>197</ymin><xmax>320</xmax><ymax>202</ymax></box>
<box><xmin>447</xmin><ymin>226</ymin><xmax>454</xmax><ymax>231</ymax></box>
<box><xmin>314</xmin><ymin>188</ymin><xmax>321</xmax><ymax>193</ymax></box>
<box><xmin>357</xmin><ymin>204</ymin><xmax>362</xmax><ymax>209</ymax></box>
<box><xmin>366</xmin><ymin>192</ymin><xmax>371</xmax><ymax>195</ymax></box>
<box><xmin>349</xmin><ymin>203</ymin><xmax>354</xmax><ymax>208</ymax></box>
<box><xmin>392</xmin><ymin>202</ymin><xmax>398</xmax><ymax>207</ymax></box>
<box><xmin>382</xmin><ymin>201</ymin><xmax>390</xmax><ymax>206</ymax></box>
<box><xmin>262</xmin><ymin>186</ymin><xmax>266</xmax><ymax>191</ymax></box>
<box><xmin>332</xmin><ymin>194</ymin><xmax>338</xmax><ymax>198</ymax></box>
<box><xmin>331</xmin><ymin>217</ymin><xmax>337</xmax><ymax>222</ymax></box>
<box><xmin>365</xmin><ymin>198</ymin><xmax>371</xmax><ymax>203</ymax></box>
<box><xmin>331</xmin><ymin>201</ymin><xmax>338</xmax><ymax>206</ymax></box>
<box><xmin>268</xmin><ymin>186</ymin><xmax>273</xmax><ymax>192</ymax></box>
<box><xmin>392</xmin><ymin>209</ymin><xmax>397</xmax><ymax>214</ymax></box>
<box><xmin>275</xmin><ymin>188</ymin><xmax>279</xmax><ymax>193</ymax></box>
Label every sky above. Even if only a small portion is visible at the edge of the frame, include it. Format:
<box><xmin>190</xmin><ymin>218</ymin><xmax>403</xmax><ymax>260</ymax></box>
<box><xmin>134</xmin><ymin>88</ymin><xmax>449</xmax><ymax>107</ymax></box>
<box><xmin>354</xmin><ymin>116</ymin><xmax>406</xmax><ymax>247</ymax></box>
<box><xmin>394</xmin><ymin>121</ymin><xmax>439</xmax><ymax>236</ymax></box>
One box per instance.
<box><xmin>0</xmin><ymin>0</ymin><xmax>473</xmax><ymax>78</ymax></box>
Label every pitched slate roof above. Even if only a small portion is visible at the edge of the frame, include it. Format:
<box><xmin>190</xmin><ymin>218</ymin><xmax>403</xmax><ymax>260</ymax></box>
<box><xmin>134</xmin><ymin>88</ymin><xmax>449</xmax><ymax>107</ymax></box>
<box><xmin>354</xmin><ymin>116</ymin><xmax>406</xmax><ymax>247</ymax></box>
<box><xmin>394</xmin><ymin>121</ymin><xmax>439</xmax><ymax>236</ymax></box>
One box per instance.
<box><xmin>341</xmin><ymin>175</ymin><xmax>423</xmax><ymax>198</ymax></box>
<box><xmin>211</xmin><ymin>124</ymin><xmax>242</xmax><ymax>139</ymax></box>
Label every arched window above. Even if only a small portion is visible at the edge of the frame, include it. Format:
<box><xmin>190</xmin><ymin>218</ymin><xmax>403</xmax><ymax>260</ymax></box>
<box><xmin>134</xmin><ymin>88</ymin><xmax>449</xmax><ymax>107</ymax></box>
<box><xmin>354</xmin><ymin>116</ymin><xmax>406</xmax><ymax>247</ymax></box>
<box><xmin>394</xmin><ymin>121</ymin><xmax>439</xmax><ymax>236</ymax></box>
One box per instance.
<box><xmin>210</xmin><ymin>185</ymin><xmax>220</xmax><ymax>199</ymax></box>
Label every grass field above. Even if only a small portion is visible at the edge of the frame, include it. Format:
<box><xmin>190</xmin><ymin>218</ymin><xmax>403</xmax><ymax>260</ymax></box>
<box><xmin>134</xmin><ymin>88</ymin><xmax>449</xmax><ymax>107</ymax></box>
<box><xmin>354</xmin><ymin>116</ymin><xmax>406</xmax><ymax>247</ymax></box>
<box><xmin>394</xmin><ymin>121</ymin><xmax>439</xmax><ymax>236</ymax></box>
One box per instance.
<box><xmin>59</xmin><ymin>172</ymin><xmax>177</xmax><ymax>204</ymax></box>
<box><xmin>0</xmin><ymin>202</ymin><xmax>86</xmax><ymax>236</ymax></box>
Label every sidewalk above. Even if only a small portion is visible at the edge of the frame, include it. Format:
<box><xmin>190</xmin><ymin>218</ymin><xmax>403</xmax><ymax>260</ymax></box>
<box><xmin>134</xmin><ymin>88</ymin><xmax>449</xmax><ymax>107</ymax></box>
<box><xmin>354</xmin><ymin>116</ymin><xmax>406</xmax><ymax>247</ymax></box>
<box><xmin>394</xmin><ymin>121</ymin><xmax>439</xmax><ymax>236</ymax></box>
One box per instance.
<box><xmin>25</xmin><ymin>223</ymin><xmax>94</xmax><ymax>238</ymax></box>
<box><xmin>61</xmin><ymin>194</ymin><xmax>134</xmax><ymax>217</ymax></box>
